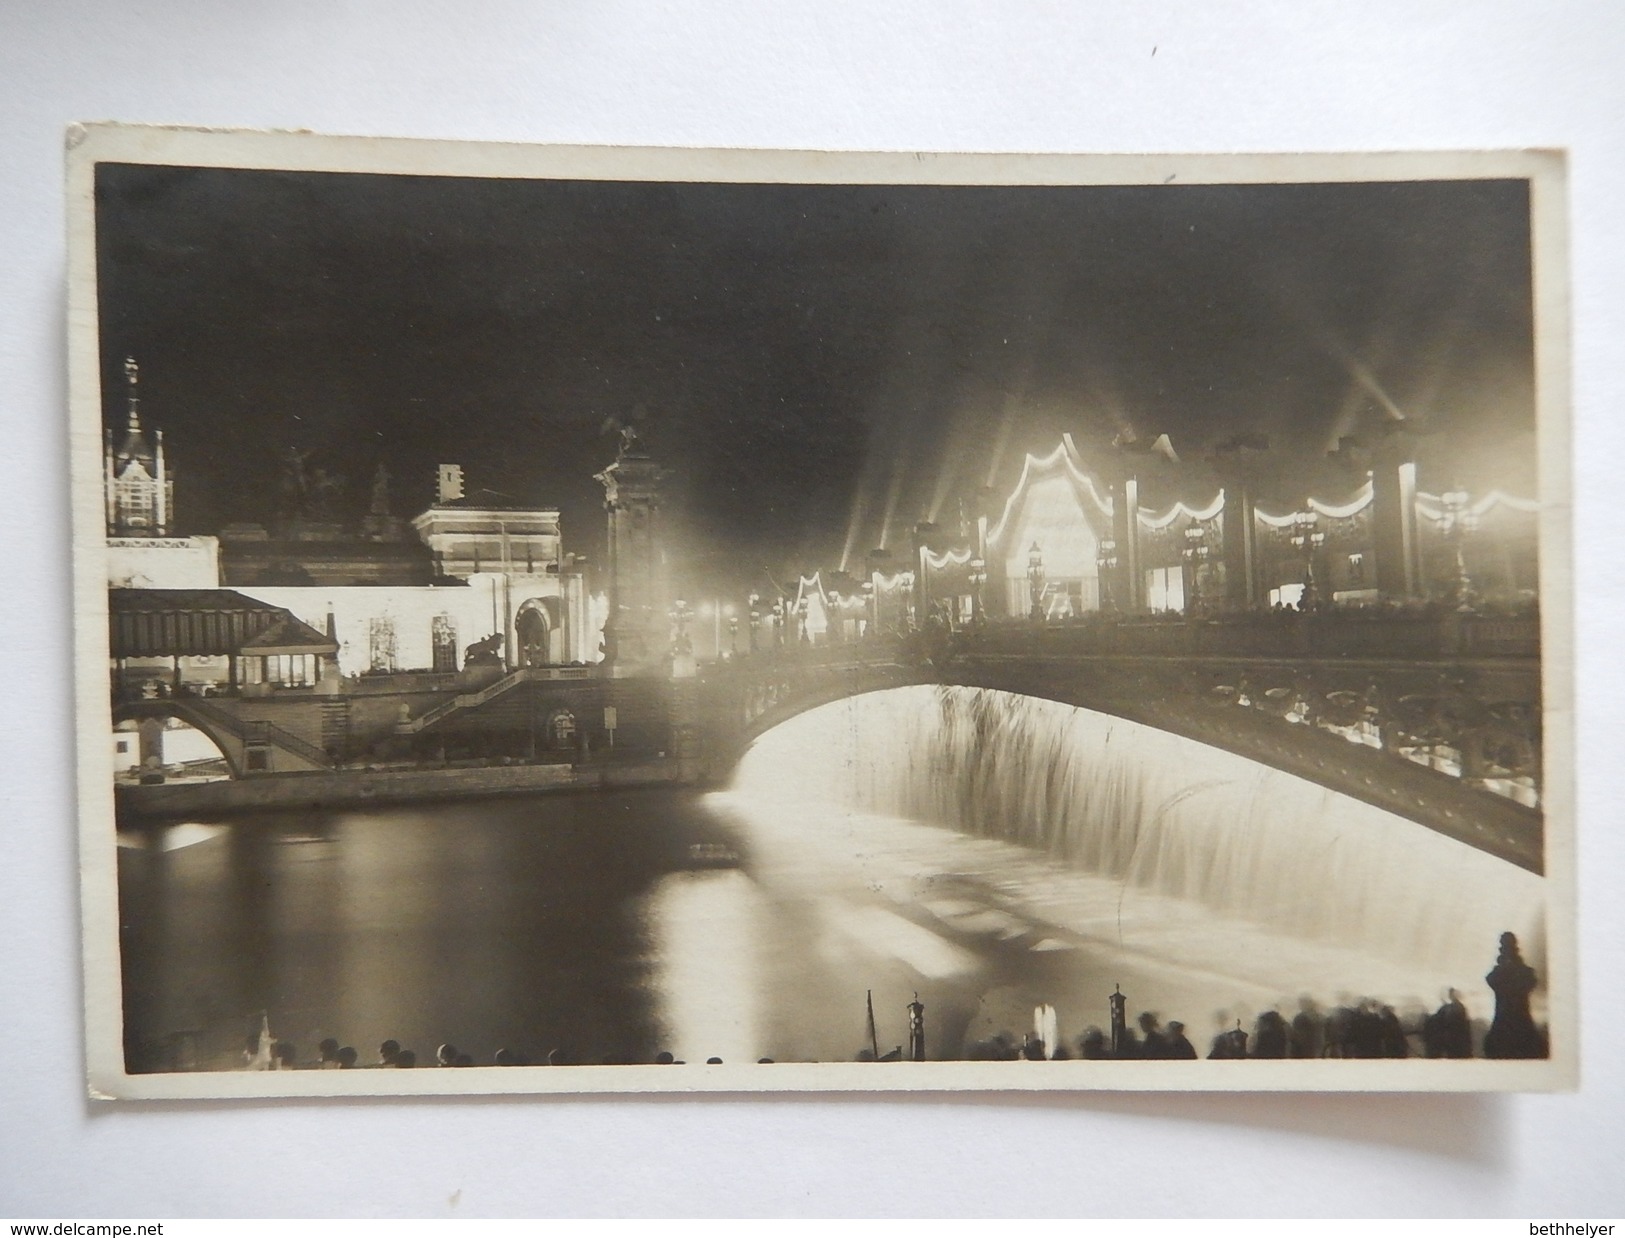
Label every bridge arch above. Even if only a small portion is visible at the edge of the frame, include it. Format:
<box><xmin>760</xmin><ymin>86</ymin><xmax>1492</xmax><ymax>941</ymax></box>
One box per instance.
<box><xmin>111</xmin><ymin>698</ymin><xmax>245</xmax><ymax>779</ymax></box>
<box><xmin>704</xmin><ymin>652</ymin><xmax>1543</xmax><ymax>873</ymax></box>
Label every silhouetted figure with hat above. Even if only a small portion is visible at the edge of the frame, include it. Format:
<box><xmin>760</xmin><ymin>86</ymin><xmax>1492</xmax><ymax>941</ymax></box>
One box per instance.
<box><xmin>1484</xmin><ymin>932</ymin><xmax>1546</xmax><ymax>1059</ymax></box>
<box><xmin>1137</xmin><ymin>1012</ymin><xmax>1170</xmax><ymax>1059</ymax></box>
<box><xmin>1377</xmin><ymin>1006</ymin><xmax>1409</xmax><ymax>1058</ymax></box>
<box><xmin>1252</xmin><ymin>1010</ymin><xmax>1288</xmax><ymax>1058</ymax></box>
<box><xmin>1423</xmin><ymin>989</ymin><xmax>1473</xmax><ymax>1058</ymax></box>
<box><xmin>1321</xmin><ymin>1000</ymin><xmax>1356</xmax><ymax>1058</ymax></box>
<box><xmin>1289</xmin><ymin>996</ymin><xmax>1324</xmax><ymax>1059</ymax></box>
<box><xmin>1348</xmin><ymin>1000</ymin><xmax>1384</xmax><ymax>1058</ymax></box>
<box><xmin>1078</xmin><ymin>1027</ymin><xmax>1109</xmax><ymax>1060</ymax></box>
<box><xmin>1164</xmin><ymin>1021</ymin><xmax>1197</xmax><ymax>1059</ymax></box>
<box><xmin>1208</xmin><ymin>1019</ymin><xmax>1247</xmax><ymax>1059</ymax></box>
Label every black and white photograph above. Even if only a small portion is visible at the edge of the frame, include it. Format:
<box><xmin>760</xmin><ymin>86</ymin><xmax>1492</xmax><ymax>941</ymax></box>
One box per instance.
<box><xmin>68</xmin><ymin>127</ymin><xmax>1573</xmax><ymax>1097</ymax></box>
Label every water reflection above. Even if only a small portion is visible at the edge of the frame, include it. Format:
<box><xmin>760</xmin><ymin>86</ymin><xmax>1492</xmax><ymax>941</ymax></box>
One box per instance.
<box><xmin>645</xmin><ymin>870</ymin><xmax>762</xmax><ymax>1063</ymax></box>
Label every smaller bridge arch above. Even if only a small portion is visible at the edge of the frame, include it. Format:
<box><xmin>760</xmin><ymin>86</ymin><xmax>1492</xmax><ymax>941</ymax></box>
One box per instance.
<box><xmin>111</xmin><ymin>696</ymin><xmax>333</xmax><ymax>778</ymax></box>
<box><xmin>111</xmin><ymin>698</ymin><xmax>246</xmax><ymax>779</ymax></box>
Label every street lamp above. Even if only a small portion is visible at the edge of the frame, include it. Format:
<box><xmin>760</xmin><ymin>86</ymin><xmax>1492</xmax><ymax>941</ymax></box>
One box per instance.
<box><xmin>797</xmin><ymin>595</ymin><xmax>810</xmax><ymax>645</ymax></box>
<box><xmin>669</xmin><ymin>599</ymin><xmax>694</xmax><ymax>665</ymax></box>
<box><xmin>771</xmin><ymin>598</ymin><xmax>785</xmax><ymax>648</ymax></box>
<box><xmin>861</xmin><ymin>579</ymin><xmax>876</xmax><ymax>637</ymax></box>
<box><xmin>747</xmin><ymin>592</ymin><xmax>761</xmax><ymax>654</ymax></box>
<box><xmin>1181</xmin><ymin>523</ymin><xmax>1211</xmax><ymax>615</ymax></box>
<box><xmin>1027</xmin><ymin>541</ymin><xmax>1045</xmax><ymax>622</ymax></box>
<box><xmin>1287</xmin><ymin>511</ymin><xmax>1326</xmax><ymax>610</ymax></box>
<box><xmin>1096</xmin><ymin>536</ymin><xmax>1118</xmax><ymax>613</ymax></box>
<box><xmin>968</xmin><ymin>556</ymin><xmax>987</xmax><ymax>626</ymax></box>
<box><xmin>1436</xmin><ymin>487</ymin><xmax>1479</xmax><ymax>609</ymax></box>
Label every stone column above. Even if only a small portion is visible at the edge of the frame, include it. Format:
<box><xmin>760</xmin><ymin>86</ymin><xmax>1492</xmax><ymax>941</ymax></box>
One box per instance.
<box><xmin>594</xmin><ymin>445</ymin><xmax>669</xmax><ymax>678</ymax></box>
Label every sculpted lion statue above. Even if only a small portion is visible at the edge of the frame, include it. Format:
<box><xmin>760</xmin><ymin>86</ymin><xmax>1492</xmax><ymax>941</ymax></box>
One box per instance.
<box><xmin>463</xmin><ymin>633</ymin><xmax>504</xmax><ymax>666</ymax></box>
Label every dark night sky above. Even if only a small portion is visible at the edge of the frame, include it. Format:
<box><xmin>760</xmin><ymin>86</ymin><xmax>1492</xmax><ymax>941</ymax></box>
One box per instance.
<box><xmin>95</xmin><ymin>164</ymin><xmax>1535</xmax><ymax>592</ymax></box>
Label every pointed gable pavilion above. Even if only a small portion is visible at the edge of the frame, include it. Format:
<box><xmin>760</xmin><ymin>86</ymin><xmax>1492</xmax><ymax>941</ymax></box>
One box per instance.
<box><xmin>985</xmin><ymin>434</ymin><xmax>1116</xmax><ymax>619</ymax></box>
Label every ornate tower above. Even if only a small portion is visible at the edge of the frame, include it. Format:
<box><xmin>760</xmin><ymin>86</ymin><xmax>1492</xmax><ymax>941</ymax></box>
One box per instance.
<box><xmin>104</xmin><ymin>356</ymin><xmax>173</xmax><ymax>535</ymax></box>
<box><xmin>594</xmin><ymin>429</ymin><xmax>668</xmax><ymax>677</ymax></box>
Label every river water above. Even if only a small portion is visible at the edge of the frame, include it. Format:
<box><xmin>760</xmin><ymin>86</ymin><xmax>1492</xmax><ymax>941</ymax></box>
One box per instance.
<box><xmin>117</xmin><ymin>686</ymin><xmax>1546</xmax><ymax>1071</ymax></box>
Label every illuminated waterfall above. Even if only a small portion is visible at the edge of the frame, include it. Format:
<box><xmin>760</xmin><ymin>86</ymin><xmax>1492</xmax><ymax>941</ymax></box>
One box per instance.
<box><xmin>731</xmin><ymin>685</ymin><xmax>1544</xmax><ymax>982</ymax></box>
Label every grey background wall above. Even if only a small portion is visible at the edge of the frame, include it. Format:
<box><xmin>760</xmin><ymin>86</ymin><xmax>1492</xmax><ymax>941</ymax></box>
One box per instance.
<box><xmin>3</xmin><ymin>1</ymin><xmax>1622</xmax><ymax>1217</ymax></box>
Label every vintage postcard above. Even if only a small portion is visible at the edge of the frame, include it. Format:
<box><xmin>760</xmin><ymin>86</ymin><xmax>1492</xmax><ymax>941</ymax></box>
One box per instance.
<box><xmin>67</xmin><ymin>124</ymin><xmax>1574</xmax><ymax>1097</ymax></box>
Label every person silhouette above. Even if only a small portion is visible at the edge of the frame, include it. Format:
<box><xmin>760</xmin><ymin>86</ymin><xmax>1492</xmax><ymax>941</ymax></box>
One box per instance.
<box><xmin>1252</xmin><ymin>1010</ymin><xmax>1289</xmax><ymax>1058</ymax></box>
<box><xmin>1423</xmin><ymin>989</ymin><xmax>1473</xmax><ymax>1059</ymax></box>
<box><xmin>1164</xmin><ymin>1021</ymin><xmax>1197</xmax><ymax>1059</ymax></box>
<box><xmin>1376</xmin><ymin>1006</ymin><xmax>1409</xmax><ymax>1058</ymax></box>
<box><xmin>1137</xmin><ymin>1012</ymin><xmax>1170</xmax><ymax>1059</ymax></box>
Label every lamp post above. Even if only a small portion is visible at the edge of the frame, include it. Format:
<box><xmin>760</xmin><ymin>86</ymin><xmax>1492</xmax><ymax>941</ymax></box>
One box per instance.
<box><xmin>1288</xmin><ymin>512</ymin><xmax>1326</xmax><ymax>610</ymax></box>
<box><xmin>861</xmin><ymin>579</ymin><xmax>876</xmax><ymax>637</ymax></box>
<box><xmin>1027</xmin><ymin>541</ymin><xmax>1045</xmax><ymax>622</ymax></box>
<box><xmin>747</xmin><ymin>592</ymin><xmax>760</xmax><ymax>654</ymax></box>
<box><xmin>968</xmin><ymin>556</ymin><xmax>987</xmax><ymax>627</ymax></box>
<box><xmin>797</xmin><ymin>595</ymin><xmax>810</xmax><ymax>645</ymax></box>
<box><xmin>1436</xmin><ymin>487</ymin><xmax>1479</xmax><ymax>609</ymax></box>
<box><xmin>1181</xmin><ymin>523</ymin><xmax>1211</xmax><ymax>615</ymax></box>
<box><xmin>668</xmin><ymin>599</ymin><xmax>694</xmax><ymax>677</ymax></box>
<box><xmin>771</xmin><ymin>598</ymin><xmax>785</xmax><ymax>649</ymax></box>
<box><xmin>1096</xmin><ymin>536</ymin><xmax>1118</xmax><ymax>613</ymax></box>
<box><xmin>829</xmin><ymin>590</ymin><xmax>845</xmax><ymax>643</ymax></box>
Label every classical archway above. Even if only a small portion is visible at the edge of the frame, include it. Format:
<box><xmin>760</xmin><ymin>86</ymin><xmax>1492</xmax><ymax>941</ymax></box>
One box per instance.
<box><xmin>515</xmin><ymin>600</ymin><xmax>555</xmax><ymax>668</ymax></box>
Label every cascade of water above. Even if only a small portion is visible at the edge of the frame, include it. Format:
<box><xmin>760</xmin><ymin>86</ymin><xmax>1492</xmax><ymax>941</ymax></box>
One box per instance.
<box><xmin>732</xmin><ymin>685</ymin><xmax>1544</xmax><ymax>982</ymax></box>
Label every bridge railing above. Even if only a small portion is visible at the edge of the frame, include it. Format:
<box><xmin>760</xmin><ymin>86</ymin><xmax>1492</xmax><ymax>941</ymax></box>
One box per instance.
<box><xmin>956</xmin><ymin>612</ymin><xmax>1538</xmax><ymax>662</ymax></box>
<box><xmin>712</xmin><ymin>610</ymin><xmax>1536</xmax><ymax>674</ymax></box>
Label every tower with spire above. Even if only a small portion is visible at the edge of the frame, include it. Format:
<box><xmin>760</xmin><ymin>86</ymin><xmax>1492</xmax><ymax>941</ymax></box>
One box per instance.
<box><xmin>104</xmin><ymin>356</ymin><xmax>173</xmax><ymax>535</ymax></box>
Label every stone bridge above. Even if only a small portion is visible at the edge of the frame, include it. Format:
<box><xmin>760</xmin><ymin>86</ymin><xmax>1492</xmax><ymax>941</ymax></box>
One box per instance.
<box><xmin>692</xmin><ymin>611</ymin><xmax>1545</xmax><ymax>873</ymax></box>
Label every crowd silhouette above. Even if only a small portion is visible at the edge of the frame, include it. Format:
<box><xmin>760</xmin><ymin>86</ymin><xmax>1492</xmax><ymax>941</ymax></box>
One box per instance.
<box><xmin>964</xmin><ymin>932</ymin><xmax>1548</xmax><ymax>1063</ymax></box>
<box><xmin>241</xmin><ymin>932</ymin><xmax>1549</xmax><ymax>1071</ymax></box>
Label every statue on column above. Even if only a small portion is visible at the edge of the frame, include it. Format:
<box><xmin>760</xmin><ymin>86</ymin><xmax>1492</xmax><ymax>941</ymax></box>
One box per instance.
<box><xmin>1483</xmin><ymin>931</ymin><xmax>1546</xmax><ymax>1059</ymax></box>
<box><xmin>594</xmin><ymin>409</ymin><xmax>669</xmax><ymax>677</ymax></box>
<box><xmin>907</xmin><ymin>994</ymin><xmax>926</xmax><ymax>1063</ymax></box>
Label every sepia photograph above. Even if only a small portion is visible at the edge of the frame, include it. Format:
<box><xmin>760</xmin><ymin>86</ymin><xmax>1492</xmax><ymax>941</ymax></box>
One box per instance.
<box><xmin>68</xmin><ymin>126</ymin><xmax>1573</xmax><ymax>1097</ymax></box>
